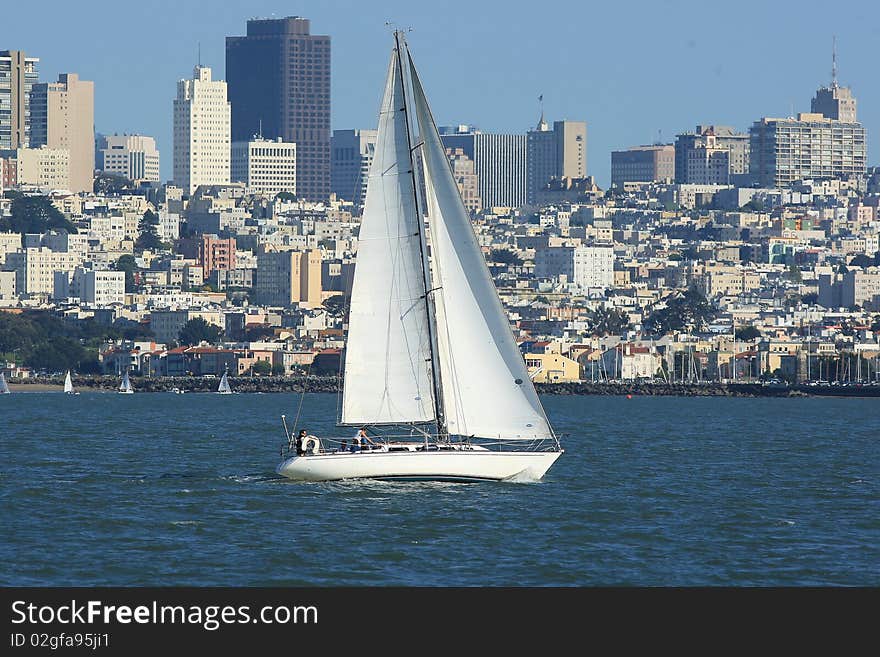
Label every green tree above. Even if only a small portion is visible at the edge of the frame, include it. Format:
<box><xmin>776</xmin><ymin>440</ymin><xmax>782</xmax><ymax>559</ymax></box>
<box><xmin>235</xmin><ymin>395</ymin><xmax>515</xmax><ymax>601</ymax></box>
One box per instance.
<box><xmin>251</xmin><ymin>360</ymin><xmax>272</xmax><ymax>375</ymax></box>
<box><xmin>588</xmin><ymin>307</ymin><xmax>631</xmax><ymax>337</ymax></box>
<box><xmin>0</xmin><ymin>195</ymin><xmax>77</xmax><ymax>234</ymax></box>
<box><xmin>275</xmin><ymin>191</ymin><xmax>297</xmax><ymax>202</ymax></box>
<box><xmin>735</xmin><ymin>325</ymin><xmax>761</xmax><ymax>341</ymax></box>
<box><xmin>115</xmin><ymin>254</ymin><xmax>138</xmax><ymax>293</ymax></box>
<box><xmin>178</xmin><ymin>318</ymin><xmax>223</xmax><ymax>346</ymax></box>
<box><xmin>489</xmin><ymin>248</ymin><xmax>523</xmax><ymax>266</ymax></box>
<box><xmin>644</xmin><ymin>286</ymin><xmax>717</xmax><ymax>335</ymax></box>
<box><xmin>135</xmin><ymin>210</ymin><xmax>164</xmax><ymax>251</ymax></box>
<box><xmin>93</xmin><ymin>172</ymin><xmax>135</xmax><ymax>195</ymax></box>
<box><xmin>785</xmin><ymin>264</ymin><xmax>803</xmax><ymax>283</ymax></box>
<box><xmin>271</xmin><ymin>363</ymin><xmax>286</xmax><ymax>375</ymax></box>
<box><xmin>322</xmin><ymin>294</ymin><xmax>347</xmax><ymax>317</ymax></box>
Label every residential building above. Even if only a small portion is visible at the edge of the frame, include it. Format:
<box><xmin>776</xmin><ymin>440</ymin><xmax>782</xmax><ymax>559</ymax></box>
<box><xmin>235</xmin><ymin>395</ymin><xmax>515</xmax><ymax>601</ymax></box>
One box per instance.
<box><xmin>173</xmin><ymin>66</ymin><xmax>231</xmax><ymax>195</ymax></box>
<box><xmin>231</xmin><ymin>137</ymin><xmax>296</xmax><ymax>197</ymax></box>
<box><xmin>149</xmin><ymin>309</ymin><xmax>224</xmax><ymax>344</ymax></box>
<box><xmin>527</xmin><ymin>117</ymin><xmax>587</xmax><ymax>203</ymax></box>
<box><xmin>54</xmin><ymin>267</ymin><xmax>124</xmax><ymax>305</ymax></box>
<box><xmin>254</xmin><ymin>249</ymin><xmax>321</xmax><ymax>307</ymax></box>
<box><xmin>179</xmin><ymin>234</ymin><xmax>237</xmax><ymax>277</ymax></box>
<box><xmin>611</xmin><ymin>144</ymin><xmax>675</xmax><ymax>187</ymax></box>
<box><xmin>524</xmin><ymin>352</ymin><xmax>580</xmax><ymax>383</ymax></box>
<box><xmin>226</xmin><ymin>16</ymin><xmax>331</xmax><ymax>201</ymax></box>
<box><xmin>534</xmin><ymin>245</ymin><xmax>614</xmax><ymax>292</ymax></box>
<box><xmin>440</xmin><ymin>125</ymin><xmax>527</xmax><ymax>209</ymax></box>
<box><xmin>330</xmin><ymin>129</ymin><xmax>376</xmax><ymax>211</ymax></box>
<box><xmin>5</xmin><ymin>247</ymin><xmax>81</xmax><ymax>295</ymax></box>
<box><xmin>99</xmin><ymin>134</ymin><xmax>160</xmax><ymax>183</ymax></box>
<box><xmin>749</xmin><ymin>113</ymin><xmax>867</xmax><ymax>188</ymax></box>
<box><xmin>674</xmin><ymin>125</ymin><xmax>749</xmax><ymax>185</ymax></box>
<box><xmin>30</xmin><ymin>73</ymin><xmax>95</xmax><ymax>193</ymax></box>
<box><xmin>0</xmin><ymin>50</ymin><xmax>39</xmax><ymax>150</ymax></box>
<box><xmin>0</xmin><ymin>270</ymin><xmax>15</xmax><ymax>299</ymax></box>
<box><xmin>15</xmin><ymin>146</ymin><xmax>70</xmax><ymax>189</ymax></box>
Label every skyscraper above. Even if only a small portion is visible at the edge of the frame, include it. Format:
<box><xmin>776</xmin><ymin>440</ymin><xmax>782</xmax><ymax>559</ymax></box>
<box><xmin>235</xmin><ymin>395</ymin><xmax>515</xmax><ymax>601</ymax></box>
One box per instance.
<box><xmin>0</xmin><ymin>50</ymin><xmax>39</xmax><ymax>151</ymax></box>
<box><xmin>440</xmin><ymin>125</ymin><xmax>528</xmax><ymax>209</ymax></box>
<box><xmin>30</xmin><ymin>73</ymin><xmax>94</xmax><ymax>193</ymax></box>
<box><xmin>330</xmin><ymin>129</ymin><xmax>376</xmax><ymax>212</ymax></box>
<box><xmin>226</xmin><ymin>17</ymin><xmax>331</xmax><ymax>201</ymax></box>
<box><xmin>811</xmin><ymin>37</ymin><xmax>857</xmax><ymax>123</ymax></box>
<box><xmin>173</xmin><ymin>66</ymin><xmax>231</xmax><ymax>195</ymax></box>
<box><xmin>527</xmin><ymin>116</ymin><xmax>587</xmax><ymax>203</ymax></box>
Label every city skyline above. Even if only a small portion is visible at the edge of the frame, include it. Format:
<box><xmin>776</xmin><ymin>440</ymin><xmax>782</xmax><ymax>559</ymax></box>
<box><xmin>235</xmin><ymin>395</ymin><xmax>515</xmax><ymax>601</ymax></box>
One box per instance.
<box><xmin>2</xmin><ymin>0</ymin><xmax>879</xmax><ymax>188</ymax></box>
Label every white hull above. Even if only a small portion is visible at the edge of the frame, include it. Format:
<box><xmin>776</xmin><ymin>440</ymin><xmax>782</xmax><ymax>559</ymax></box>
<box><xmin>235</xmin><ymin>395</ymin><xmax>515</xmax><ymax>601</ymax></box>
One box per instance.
<box><xmin>276</xmin><ymin>448</ymin><xmax>562</xmax><ymax>483</ymax></box>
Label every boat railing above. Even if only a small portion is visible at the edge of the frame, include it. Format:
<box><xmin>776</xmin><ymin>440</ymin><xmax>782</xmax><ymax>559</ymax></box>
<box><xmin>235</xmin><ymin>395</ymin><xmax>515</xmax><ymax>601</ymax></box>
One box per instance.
<box><xmin>280</xmin><ymin>434</ymin><xmax>559</xmax><ymax>458</ymax></box>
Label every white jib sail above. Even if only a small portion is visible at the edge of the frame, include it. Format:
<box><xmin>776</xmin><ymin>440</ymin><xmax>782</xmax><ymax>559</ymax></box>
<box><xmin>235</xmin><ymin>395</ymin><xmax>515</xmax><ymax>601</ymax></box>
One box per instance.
<box><xmin>64</xmin><ymin>371</ymin><xmax>73</xmax><ymax>393</ymax></box>
<box><xmin>408</xmin><ymin>52</ymin><xmax>553</xmax><ymax>441</ymax></box>
<box><xmin>340</xmin><ymin>49</ymin><xmax>435</xmax><ymax>425</ymax></box>
<box><xmin>0</xmin><ymin>372</ymin><xmax>9</xmax><ymax>394</ymax></box>
<box><xmin>120</xmin><ymin>371</ymin><xmax>131</xmax><ymax>392</ymax></box>
<box><xmin>218</xmin><ymin>372</ymin><xmax>231</xmax><ymax>393</ymax></box>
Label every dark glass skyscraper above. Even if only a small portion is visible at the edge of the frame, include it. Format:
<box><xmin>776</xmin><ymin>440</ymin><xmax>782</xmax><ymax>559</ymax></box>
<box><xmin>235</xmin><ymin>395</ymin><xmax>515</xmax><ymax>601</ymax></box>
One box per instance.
<box><xmin>226</xmin><ymin>17</ymin><xmax>330</xmax><ymax>201</ymax></box>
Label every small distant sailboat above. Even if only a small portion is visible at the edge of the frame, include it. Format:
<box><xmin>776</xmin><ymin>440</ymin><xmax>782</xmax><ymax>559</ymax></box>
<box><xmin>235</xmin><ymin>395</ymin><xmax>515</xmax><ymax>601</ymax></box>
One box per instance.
<box><xmin>63</xmin><ymin>370</ymin><xmax>79</xmax><ymax>395</ymax></box>
<box><xmin>0</xmin><ymin>371</ymin><xmax>10</xmax><ymax>394</ymax></box>
<box><xmin>217</xmin><ymin>369</ymin><xmax>233</xmax><ymax>395</ymax></box>
<box><xmin>118</xmin><ymin>370</ymin><xmax>134</xmax><ymax>394</ymax></box>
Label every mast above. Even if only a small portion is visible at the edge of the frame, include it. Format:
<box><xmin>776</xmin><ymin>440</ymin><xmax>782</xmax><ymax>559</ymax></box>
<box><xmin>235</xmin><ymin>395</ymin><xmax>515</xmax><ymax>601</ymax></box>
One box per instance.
<box><xmin>394</xmin><ymin>31</ymin><xmax>446</xmax><ymax>438</ymax></box>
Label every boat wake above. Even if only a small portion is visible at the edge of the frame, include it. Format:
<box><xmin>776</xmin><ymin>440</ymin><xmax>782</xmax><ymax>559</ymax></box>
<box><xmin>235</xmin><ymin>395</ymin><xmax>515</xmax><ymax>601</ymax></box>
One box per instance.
<box><xmin>503</xmin><ymin>468</ymin><xmax>544</xmax><ymax>484</ymax></box>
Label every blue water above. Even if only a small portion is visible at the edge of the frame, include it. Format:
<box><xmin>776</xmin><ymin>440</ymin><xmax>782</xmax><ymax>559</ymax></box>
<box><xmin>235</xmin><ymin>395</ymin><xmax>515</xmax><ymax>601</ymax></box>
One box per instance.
<box><xmin>1</xmin><ymin>392</ymin><xmax>877</xmax><ymax>585</ymax></box>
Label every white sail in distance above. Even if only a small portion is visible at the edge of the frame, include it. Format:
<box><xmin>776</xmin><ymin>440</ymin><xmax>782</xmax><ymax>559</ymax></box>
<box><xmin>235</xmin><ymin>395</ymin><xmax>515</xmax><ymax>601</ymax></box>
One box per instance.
<box><xmin>407</xmin><ymin>48</ymin><xmax>554</xmax><ymax>441</ymax></box>
<box><xmin>340</xmin><ymin>49</ymin><xmax>435</xmax><ymax>426</ymax></box>
<box><xmin>119</xmin><ymin>371</ymin><xmax>132</xmax><ymax>393</ymax></box>
<box><xmin>64</xmin><ymin>371</ymin><xmax>73</xmax><ymax>394</ymax></box>
<box><xmin>0</xmin><ymin>371</ymin><xmax>9</xmax><ymax>394</ymax></box>
<box><xmin>218</xmin><ymin>371</ymin><xmax>232</xmax><ymax>394</ymax></box>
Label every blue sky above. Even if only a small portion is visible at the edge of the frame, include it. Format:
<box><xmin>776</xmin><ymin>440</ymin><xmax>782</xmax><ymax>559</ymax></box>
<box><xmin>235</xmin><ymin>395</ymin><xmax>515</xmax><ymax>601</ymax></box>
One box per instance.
<box><xmin>4</xmin><ymin>0</ymin><xmax>878</xmax><ymax>187</ymax></box>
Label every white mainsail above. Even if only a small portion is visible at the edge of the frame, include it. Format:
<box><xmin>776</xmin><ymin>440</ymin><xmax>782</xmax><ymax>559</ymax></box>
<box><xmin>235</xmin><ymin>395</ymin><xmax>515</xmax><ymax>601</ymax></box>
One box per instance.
<box><xmin>340</xmin><ymin>49</ymin><xmax>435</xmax><ymax>426</ymax></box>
<box><xmin>119</xmin><ymin>370</ymin><xmax>133</xmax><ymax>394</ymax></box>
<box><xmin>0</xmin><ymin>371</ymin><xmax>9</xmax><ymax>394</ymax></box>
<box><xmin>64</xmin><ymin>370</ymin><xmax>74</xmax><ymax>394</ymax></box>
<box><xmin>407</xmin><ymin>52</ymin><xmax>553</xmax><ymax>441</ymax></box>
<box><xmin>218</xmin><ymin>371</ymin><xmax>232</xmax><ymax>394</ymax></box>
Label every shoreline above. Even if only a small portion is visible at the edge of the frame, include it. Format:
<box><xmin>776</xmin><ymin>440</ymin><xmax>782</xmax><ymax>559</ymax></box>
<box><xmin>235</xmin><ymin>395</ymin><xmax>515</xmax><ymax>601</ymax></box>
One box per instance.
<box><xmin>6</xmin><ymin>376</ymin><xmax>880</xmax><ymax>398</ymax></box>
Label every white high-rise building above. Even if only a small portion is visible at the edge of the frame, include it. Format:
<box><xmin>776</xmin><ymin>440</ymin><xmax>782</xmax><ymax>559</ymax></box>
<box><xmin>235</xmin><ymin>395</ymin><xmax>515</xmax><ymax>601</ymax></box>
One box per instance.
<box><xmin>231</xmin><ymin>137</ymin><xmax>296</xmax><ymax>197</ymax></box>
<box><xmin>101</xmin><ymin>134</ymin><xmax>160</xmax><ymax>183</ymax></box>
<box><xmin>534</xmin><ymin>245</ymin><xmax>614</xmax><ymax>293</ymax></box>
<box><xmin>173</xmin><ymin>66</ymin><xmax>231</xmax><ymax>195</ymax></box>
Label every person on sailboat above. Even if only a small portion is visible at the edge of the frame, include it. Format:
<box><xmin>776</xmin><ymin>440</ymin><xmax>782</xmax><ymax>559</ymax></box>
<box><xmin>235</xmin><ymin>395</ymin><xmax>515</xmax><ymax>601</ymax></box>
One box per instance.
<box><xmin>354</xmin><ymin>427</ymin><xmax>378</xmax><ymax>451</ymax></box>
<box><xmin>295</xmin><ymin>429</ymin><xmax>307</xmax><ymax>456</ymax></box>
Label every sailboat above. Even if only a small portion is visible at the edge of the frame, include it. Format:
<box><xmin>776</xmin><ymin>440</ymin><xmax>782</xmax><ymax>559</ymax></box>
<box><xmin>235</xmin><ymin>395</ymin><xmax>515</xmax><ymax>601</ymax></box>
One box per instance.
<box><xmin>63</xmin><ymin>370</ymin><xmax>79</xmax><ymax>395</ymax></box>
<box><xmin>276</xmin><ymin>32</ymin><xmax>562</xmax><ymax>483</ymax></box>
<box><xmin>118</xmin><ymin>369</ymin><xmax>134</xmax><ymax>394</ymax></box>
<box><xmin>0</xmin><ymin>371</ymin><xmax>9</xmax><ymax>394</ymax></box>
<box><xmin>217</xmin><ymin>369</ymin><xmax>233</xmax><ymax>395</ymax></box>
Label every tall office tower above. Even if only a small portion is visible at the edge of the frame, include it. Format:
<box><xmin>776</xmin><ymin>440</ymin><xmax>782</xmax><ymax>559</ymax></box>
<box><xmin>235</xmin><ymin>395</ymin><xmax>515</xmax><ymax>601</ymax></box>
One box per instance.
<box><xmin>0</xmin><ymin>50</ymin><xmax>39</xmax><ymax>150</ymax></box>
<box><xmin>527</xmin><ymin>115</ymin><xmax>587</xmax><ymax>203</ymax></box>
<box><xmin>611</xmin><ymin>144</ymin><xmax>675</xmax><ymax>187</ymax></box>
<box><xmin>811</xmin><ymin>38</ymin><xmax>857</xmax><ymax>122</ymax></box>
<box><xmin>254</xmin><ymin>249</ymin><xmax>322</xmax><ymax>307</ymax></box>
<box><xmin>231</xmin><ymin>137</ymin><xmax>297</xmax><ymax>197</ymax></box>
<box><xmin>100</xmin><ymin>134</ymin><xmax>160</xmax><ymax>183</ymax></box>
<box><xmin>30</xmin><ymin>73</ymin><xmax>94</xmax><ymax>193</ymax></box>
<box><xmin>445</xmin><ymin>147</ymin><xmax>481</xmax><ymax>214</ymax></box>
<box><xmin>440</xmin><ymin>125</ymin><xmax>528</xmax><ymax>209</ymax></box>
<box><xmin>749</xmin><ymin>113</ymin><xmax>867</xmax><ymax>188</ymax></box>
<box><xmin>226</xmin><ymin>17</ymin><xmax>331</xmax><ymax>201</ymax></box>
<box><xmin>674</xmin><ymin>125</ymin><xmax>749</xmax><ymax>184</ymax></box>
<box><xmin>330</xmin><ymin>129</ymin><xmax>376</xmax><ymax>212</ymax></box>
<box><xmin>173</xmin><ymin>66</ymin><xmax>231</xmax><ymax>195</ymax></box>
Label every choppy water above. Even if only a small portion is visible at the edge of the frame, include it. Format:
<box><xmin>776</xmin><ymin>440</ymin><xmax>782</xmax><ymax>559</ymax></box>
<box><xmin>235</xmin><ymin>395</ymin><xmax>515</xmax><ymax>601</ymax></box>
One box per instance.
<box><xmin>1</xmin><ymin>392</ymin><xmax>877</xmax><ymax>585</ymax></box>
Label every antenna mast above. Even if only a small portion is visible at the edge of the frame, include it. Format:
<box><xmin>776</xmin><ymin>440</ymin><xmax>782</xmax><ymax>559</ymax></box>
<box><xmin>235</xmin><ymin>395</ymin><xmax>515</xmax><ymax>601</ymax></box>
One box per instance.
<box><xmin>831</xmin><ymin>35</ymin><xmax>838</xmax><ymax>88</ymax></box>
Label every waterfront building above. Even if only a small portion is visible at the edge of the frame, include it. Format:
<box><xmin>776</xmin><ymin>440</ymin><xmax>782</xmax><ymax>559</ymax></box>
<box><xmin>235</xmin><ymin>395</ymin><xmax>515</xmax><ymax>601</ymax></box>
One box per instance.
<box><xmin>30</xmin><ymin>73</ymin><xmax>95</xmax><ymax>193</ymax></box>
<box><xmin>440</xmin><ymin>125</ymin><xmax>527</xmax><ymax>209</ymax></box>
<box><xmin>527</xmin><ymin>117</ymin><xmax>587</xmax><ymax>203</ymax></box>
<box><xmin>674</xmin><ymin>125</ymin><xmax>749</xmax><ymax>185</ymax></box>
<box><xmin>15</xmin><ymin>146</ymin><xmax>70</xmax><ymax>190</ymax></box>
<box><xmin>100</xmin><ymin>134</ymin><xmax>160</xmax><ymax>183</ymax></box>
<box><xmin>0</xmin><ymin>50</ymin><xmax>39</xmax><ymax>150</ymax></box>
<box><xmin>254</xmin><ymin>248</ymin><xmax>321</xmax><ymax>307</ymax></box>
<box><xmin>173</xmin><ymin>66</ymin><xmax>231</xmax><ymax>195</ymax></box>
<box><xmin>611</xmin><ymin>144</ymin><xmax>675</xmax><ymax>187</ymax></box>
<box><xmin>149</xmin><ymin>309</ymin><xmax>224</xmax><ymax>344</ymax></box>
<box><xmin>226</xmin><ymin>17</ymin><xmax>331</xmax><ymax>201</ymax></box>
<box><xmin>749</xmin><ymin>113</ymin><xmax>867</xmax><ymax>188</ymax></box>
<box><xmin>231</xmin><ymin>137</ymin><xmax>296</xmax><ymax>197</ymax></box>
<box><xmin>330</xmin><ymin>129</ymin><xmax>376</xmax><ymax>211</ymax></box>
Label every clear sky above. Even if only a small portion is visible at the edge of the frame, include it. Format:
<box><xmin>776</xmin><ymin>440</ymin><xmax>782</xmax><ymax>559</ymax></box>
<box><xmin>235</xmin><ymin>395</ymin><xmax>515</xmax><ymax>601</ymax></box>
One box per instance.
<box><xmin>4</xmin><ymin>0</ymin><xmax>878</xmax><ymax>187</ymax></box>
